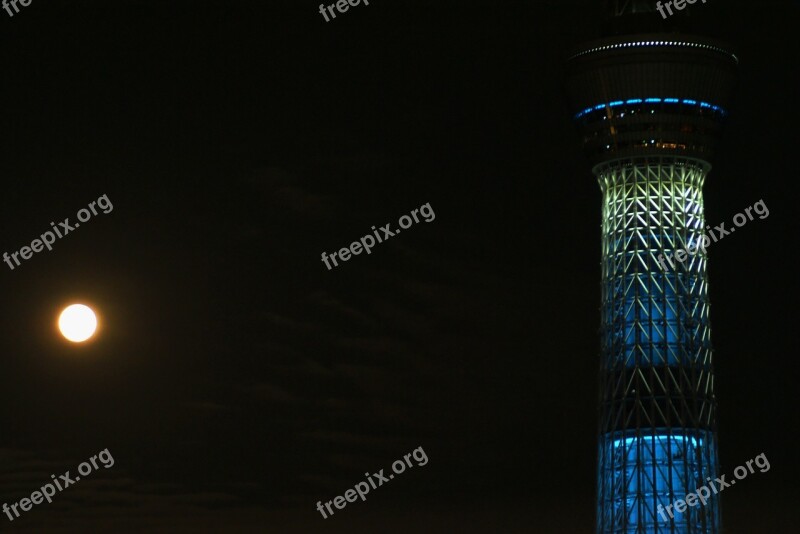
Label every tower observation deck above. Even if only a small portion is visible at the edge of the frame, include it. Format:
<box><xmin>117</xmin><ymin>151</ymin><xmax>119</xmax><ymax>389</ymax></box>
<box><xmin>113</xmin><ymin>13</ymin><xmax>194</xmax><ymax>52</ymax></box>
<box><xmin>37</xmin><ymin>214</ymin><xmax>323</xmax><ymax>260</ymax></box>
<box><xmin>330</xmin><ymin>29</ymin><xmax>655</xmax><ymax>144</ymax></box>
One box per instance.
<box><xmin>565</xmin><ymin>2</ymin><xmax>737</xmax><ymax>533</ymax></box>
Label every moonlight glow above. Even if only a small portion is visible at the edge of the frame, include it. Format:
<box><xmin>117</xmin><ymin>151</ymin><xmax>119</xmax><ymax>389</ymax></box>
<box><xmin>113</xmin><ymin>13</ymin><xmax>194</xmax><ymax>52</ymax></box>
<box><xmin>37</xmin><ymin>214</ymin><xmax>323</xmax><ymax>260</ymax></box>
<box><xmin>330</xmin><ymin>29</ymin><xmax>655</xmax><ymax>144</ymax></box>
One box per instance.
<box><xmin>58</xmin><ymin>304</ymin><xmax>98</xmax><ymax>342</ymax></box>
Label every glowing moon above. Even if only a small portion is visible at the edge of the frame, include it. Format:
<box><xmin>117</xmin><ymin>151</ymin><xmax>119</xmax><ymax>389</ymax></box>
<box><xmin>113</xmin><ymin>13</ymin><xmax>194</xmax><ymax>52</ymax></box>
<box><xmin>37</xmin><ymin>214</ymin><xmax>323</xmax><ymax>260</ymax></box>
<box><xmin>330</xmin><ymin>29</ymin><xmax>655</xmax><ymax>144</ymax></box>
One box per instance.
<box><xmin>58</xmin><ymin>304</ymin><xmax>98</xmax><ymax>342</ymax></box>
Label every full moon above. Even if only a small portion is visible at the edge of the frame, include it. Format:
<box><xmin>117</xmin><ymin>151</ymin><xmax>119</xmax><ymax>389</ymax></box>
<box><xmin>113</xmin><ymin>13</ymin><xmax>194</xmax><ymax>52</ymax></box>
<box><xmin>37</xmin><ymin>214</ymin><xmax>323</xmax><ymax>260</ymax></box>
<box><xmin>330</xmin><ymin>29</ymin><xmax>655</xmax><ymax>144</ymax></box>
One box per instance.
<box><xmin>58</xmin><ymin>304</ymin><xmax>98</xmax><ymax>342</ymax></box>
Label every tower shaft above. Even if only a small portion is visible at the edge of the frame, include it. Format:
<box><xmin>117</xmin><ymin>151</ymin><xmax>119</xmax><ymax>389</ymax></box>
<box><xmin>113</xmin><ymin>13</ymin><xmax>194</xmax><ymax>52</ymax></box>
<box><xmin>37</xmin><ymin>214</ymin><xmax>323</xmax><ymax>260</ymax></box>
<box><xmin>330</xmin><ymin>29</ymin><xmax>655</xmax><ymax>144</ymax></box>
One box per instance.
<box><xmin>565</xmin><ymin>17</ymin><xmax>737</xmax><ymax>534</ymax></box>
<box><xmin>596</xmin><ymin>157</ymin><xmax>718</xmax><ymax>532</ymax></box>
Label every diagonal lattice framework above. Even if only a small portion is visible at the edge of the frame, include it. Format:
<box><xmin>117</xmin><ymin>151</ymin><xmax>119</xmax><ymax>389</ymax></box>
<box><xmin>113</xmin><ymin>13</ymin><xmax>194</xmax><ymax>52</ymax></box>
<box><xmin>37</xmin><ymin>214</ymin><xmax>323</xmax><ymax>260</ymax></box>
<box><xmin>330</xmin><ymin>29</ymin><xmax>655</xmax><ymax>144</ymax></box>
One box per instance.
<box><xmin>595</xmin><ymin>157</ymin><xmax>720</xmax><ymax>534</ymax></box>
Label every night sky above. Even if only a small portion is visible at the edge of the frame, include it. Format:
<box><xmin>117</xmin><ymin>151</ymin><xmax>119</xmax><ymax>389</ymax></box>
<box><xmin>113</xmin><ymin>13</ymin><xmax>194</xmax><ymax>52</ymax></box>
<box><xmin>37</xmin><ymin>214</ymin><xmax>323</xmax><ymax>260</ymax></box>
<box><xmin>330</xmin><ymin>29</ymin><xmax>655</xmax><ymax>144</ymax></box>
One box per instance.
<box><xmin>1</xmin><ymin>0</ymin><xmax>797</xmax><ymax>532</ymax></box>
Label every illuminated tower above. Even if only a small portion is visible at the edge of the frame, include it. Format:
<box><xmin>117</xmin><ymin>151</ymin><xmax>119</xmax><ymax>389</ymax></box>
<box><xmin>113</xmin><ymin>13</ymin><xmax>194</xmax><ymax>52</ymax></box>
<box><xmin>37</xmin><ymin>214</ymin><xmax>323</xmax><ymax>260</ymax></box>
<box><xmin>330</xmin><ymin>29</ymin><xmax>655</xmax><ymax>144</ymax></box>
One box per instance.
<box><xmin>565</xmin><ymin>1</ymin><xmax>737</xmax><ymax>532</ymax></box>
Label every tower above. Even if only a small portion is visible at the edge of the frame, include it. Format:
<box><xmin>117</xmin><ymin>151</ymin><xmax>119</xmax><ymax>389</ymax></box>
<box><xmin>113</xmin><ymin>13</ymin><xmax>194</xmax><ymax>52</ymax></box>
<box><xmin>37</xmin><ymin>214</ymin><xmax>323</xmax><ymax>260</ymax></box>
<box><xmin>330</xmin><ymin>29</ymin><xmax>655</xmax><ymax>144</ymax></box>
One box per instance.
<box><xmin>565</xmin><ymin>1</ymin><xmax>737</xmax><ymax>532</ymax></box>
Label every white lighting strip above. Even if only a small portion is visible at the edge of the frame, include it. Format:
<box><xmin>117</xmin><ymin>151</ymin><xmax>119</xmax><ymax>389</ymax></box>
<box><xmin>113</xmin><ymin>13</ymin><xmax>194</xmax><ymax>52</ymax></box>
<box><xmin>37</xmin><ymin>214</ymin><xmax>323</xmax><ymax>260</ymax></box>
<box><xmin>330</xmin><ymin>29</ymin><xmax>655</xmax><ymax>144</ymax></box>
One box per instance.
<box><xmin>569</xmin><ymin>40</ymin><xmax>739</xmax><ymax>63</ymax></box>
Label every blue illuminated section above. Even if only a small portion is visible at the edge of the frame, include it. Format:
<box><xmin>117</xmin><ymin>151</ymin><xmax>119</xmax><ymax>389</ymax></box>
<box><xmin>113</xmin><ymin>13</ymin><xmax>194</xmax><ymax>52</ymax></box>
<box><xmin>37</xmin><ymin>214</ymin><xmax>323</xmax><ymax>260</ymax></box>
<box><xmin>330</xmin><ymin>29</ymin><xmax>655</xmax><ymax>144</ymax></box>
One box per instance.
<box><xmin>602</xmin><ymin>226</ymin><xmax>707</xmax><ymax>370</ymax></box>
<box><xmin>606</xmin><ymin>268</ymin><xmax>710</xmax><ymax>369</ymax></box>
<box><xmin>613</xmin><ymin>435</ymin><xmax>699</xmax><ymax>449</ymax></box>
<box><xmin>598</xmin><ymin>431</ymin><xmax>719</xmax><ymax>533</ymax></box>
<box><xmin>617</xmin><ymin>274</ymin><xmax>681</xmax><ymax>368</ymax></box>
<box><xmin>574</xmin><ymin>98</ymin><xmax>726</xmax><ymax>119</ymax></box>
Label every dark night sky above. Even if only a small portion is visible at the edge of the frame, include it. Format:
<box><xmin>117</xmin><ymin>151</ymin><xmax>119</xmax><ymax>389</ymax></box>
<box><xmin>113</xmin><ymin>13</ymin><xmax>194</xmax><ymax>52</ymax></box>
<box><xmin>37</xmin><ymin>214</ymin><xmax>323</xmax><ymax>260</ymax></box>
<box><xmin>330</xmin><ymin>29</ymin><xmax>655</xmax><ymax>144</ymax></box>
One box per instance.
<box><xmin>0</xmin><ymin>0</ymin><xmax>797</xmax><ymax>532</ymax></box>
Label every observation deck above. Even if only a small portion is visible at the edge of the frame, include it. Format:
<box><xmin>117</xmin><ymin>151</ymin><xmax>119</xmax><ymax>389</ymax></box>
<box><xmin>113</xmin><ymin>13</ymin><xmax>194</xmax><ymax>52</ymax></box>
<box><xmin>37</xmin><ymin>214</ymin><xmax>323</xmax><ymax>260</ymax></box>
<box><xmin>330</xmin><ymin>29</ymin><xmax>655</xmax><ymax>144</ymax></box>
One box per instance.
<box><xmin>565</xmin><ymin>35</ymin><xmax>737</xmax><ymax>167</ymax></box>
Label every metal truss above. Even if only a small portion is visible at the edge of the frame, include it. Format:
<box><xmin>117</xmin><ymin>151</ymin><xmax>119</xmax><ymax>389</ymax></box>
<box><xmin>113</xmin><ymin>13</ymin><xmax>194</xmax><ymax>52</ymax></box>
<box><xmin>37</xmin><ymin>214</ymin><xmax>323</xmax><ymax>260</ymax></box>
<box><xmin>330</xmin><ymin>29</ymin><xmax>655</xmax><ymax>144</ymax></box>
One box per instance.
<box><xmin>595</xmin><ymin>158</ymin><xmax>720</xmax><ymax>534</ymax></box>
<box><xmin>607</xmin><ymin>0</ymin><xmax>634</xmax><ymax>17</ymax></box>
<box><xmin>605</xmin><ymin>0</ymin><xmax>655</xmax><ymax>17</ymax></box>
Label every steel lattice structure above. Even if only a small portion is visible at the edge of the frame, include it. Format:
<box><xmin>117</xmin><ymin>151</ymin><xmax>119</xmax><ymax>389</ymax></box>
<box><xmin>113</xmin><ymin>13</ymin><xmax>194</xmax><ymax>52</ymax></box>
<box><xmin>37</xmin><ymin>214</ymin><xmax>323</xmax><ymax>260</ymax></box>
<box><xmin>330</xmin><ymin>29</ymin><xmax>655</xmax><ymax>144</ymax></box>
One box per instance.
<box><xmin>565</xmin><ymin>6</ymin><xmax>737</xmax><ymax>534</ymax></box>
<box><xmin>596</xmin><ymin>159</ymin><xmax>718</xmax><ymax>532</ymax></box>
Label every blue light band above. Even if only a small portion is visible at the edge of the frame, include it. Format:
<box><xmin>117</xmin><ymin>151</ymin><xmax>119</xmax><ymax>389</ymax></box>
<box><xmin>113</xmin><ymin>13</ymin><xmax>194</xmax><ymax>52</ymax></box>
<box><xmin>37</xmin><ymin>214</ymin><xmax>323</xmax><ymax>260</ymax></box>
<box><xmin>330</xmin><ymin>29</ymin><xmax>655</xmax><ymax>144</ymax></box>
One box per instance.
<box><xmin>575</xmin><ymin>98</ymin><xmax>726</xmax><ymax>119</ymax></box>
